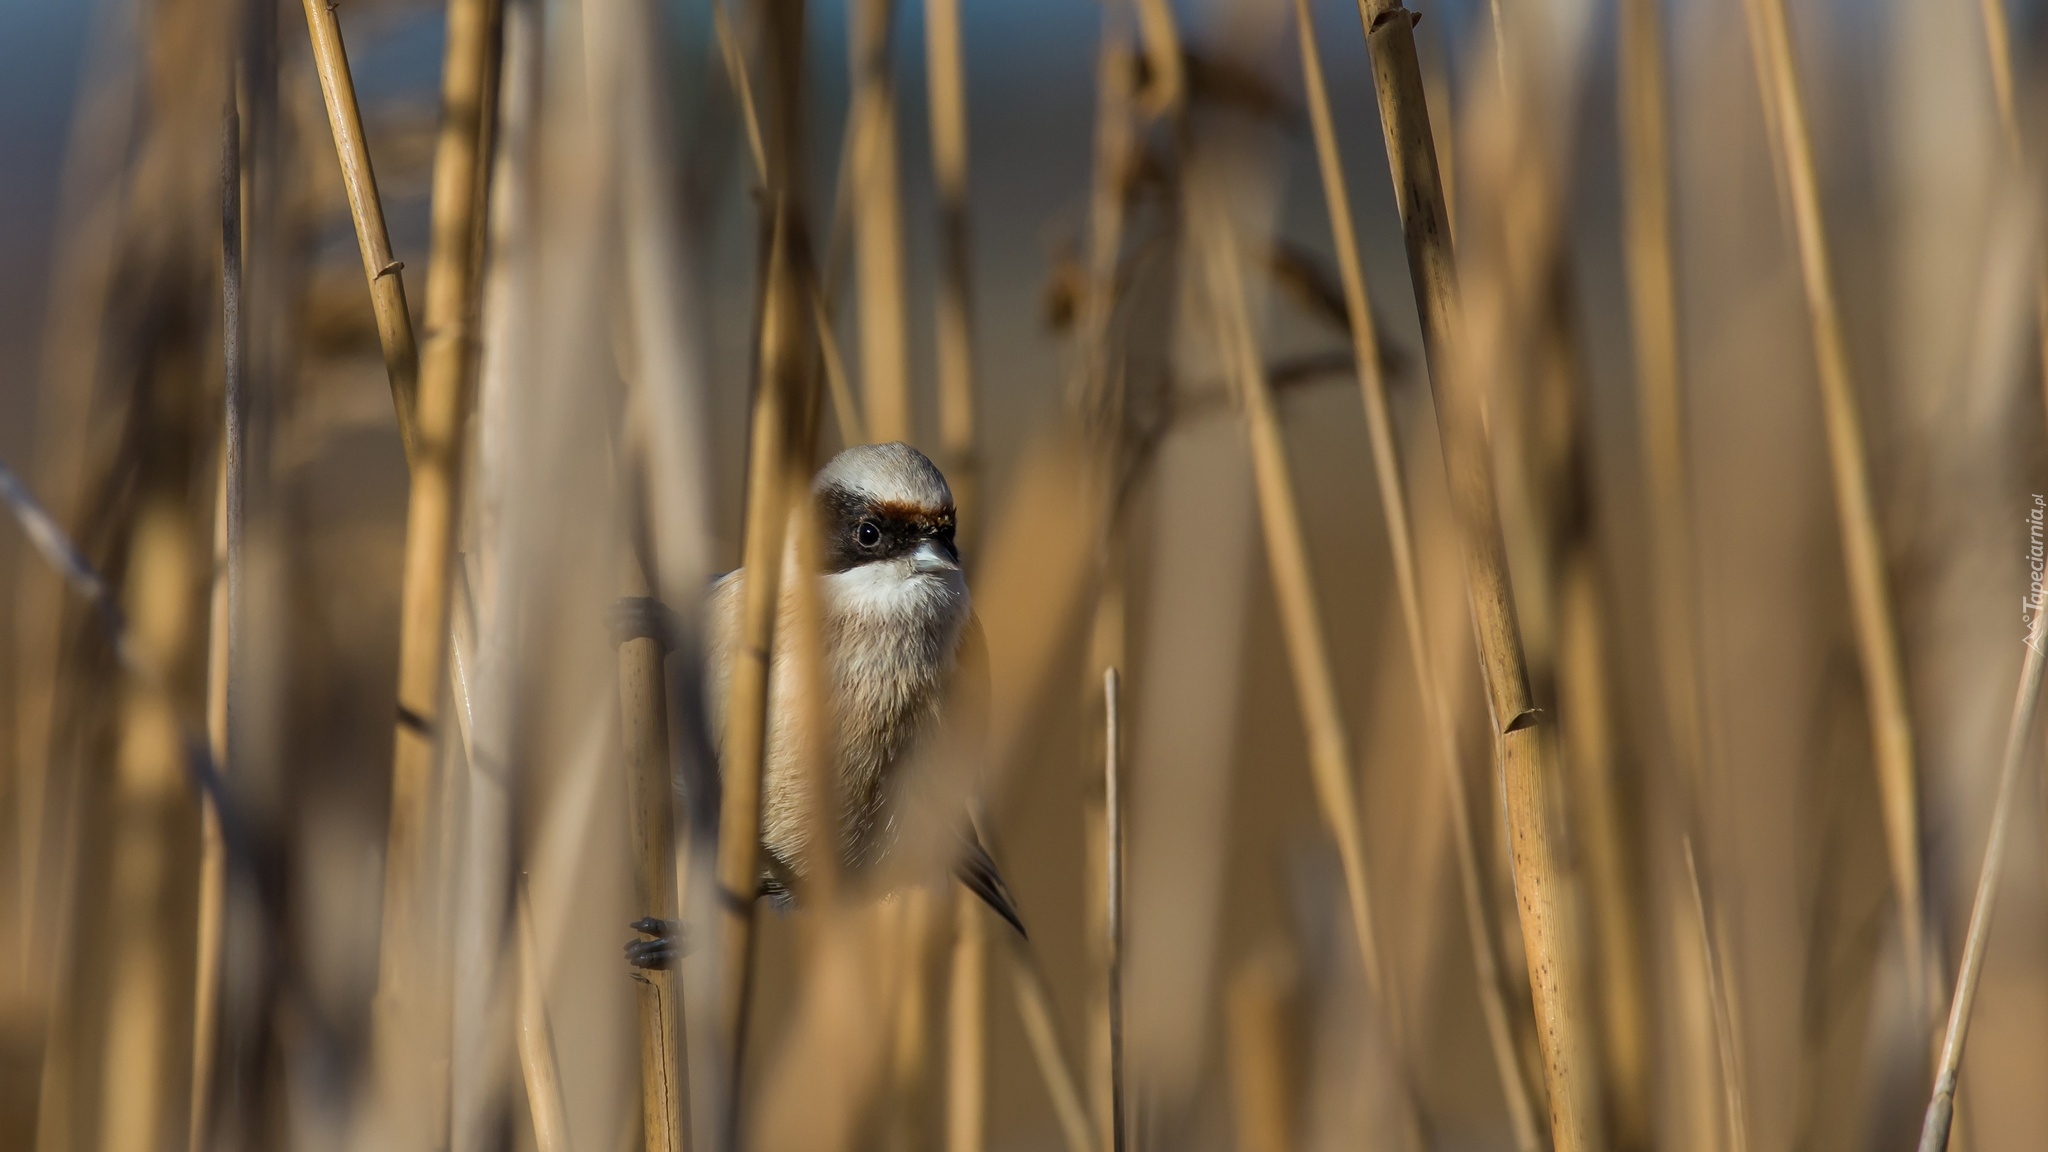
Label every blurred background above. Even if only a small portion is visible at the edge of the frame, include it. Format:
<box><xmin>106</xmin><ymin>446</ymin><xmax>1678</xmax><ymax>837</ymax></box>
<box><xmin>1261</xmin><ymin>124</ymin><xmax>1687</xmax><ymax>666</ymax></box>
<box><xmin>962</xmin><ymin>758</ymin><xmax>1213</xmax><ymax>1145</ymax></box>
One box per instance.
<box><xmin>2</xmin><ymin>0</ymin><xmax>2047</xmax><ymax>1148</ymax></box>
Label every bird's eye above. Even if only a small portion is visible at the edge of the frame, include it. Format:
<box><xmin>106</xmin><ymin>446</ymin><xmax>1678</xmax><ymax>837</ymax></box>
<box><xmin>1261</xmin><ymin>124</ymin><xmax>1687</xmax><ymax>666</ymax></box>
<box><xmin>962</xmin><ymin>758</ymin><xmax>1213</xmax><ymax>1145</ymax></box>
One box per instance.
<box><xmin>856</xmin><ymin>520</ymin><xmax>882</xmax><ymax>548</ymax></box>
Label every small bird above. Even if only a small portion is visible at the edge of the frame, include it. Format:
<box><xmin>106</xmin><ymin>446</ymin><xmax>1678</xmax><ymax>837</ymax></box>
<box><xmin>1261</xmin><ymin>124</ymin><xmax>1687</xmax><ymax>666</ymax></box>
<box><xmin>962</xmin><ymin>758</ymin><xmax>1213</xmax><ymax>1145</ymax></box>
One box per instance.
<box><xmin>627</xmin><ymin>442</ymin><xmax>1020</xmax><ymax>969</ymax></box>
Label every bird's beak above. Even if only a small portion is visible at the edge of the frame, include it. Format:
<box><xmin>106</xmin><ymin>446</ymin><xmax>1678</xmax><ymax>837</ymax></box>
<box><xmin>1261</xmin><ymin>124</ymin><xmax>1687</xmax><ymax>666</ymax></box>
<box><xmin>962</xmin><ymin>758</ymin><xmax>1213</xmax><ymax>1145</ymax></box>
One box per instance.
<box><xmin>911</xmin><ymin>538</ymin><xmax>961</xmax><ymax>574</ymax></box>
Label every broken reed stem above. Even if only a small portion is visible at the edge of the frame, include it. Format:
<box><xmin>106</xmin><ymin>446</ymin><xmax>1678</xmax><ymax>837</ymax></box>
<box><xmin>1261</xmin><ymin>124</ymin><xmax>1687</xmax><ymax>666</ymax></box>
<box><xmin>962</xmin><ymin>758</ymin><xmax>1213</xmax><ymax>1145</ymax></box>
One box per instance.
<box><xmin>849</xmin><ymin>0</ymin><xmax>911</xmax><ymax>444</ymax></box>
<box><xmin>1917</xmin><ymin>597</ymin><xmax>2048</xmax><ymax>1150</ymax></box>
<box><xmin>619</xmin><ymin>557</ymin><xmax>685</xmax><ymax>1152</ymax></box>
<box><xmin>1131</xmin><ymin>0</ymin><xmax>1183</xmax><ymax>117</ymax></box>
<box><xmin>947</xmin><ymin>896</ymin><xmax>988</xmax><ymax>1152</ymax></box>
<box><xmin>1292</xmin><ymin>5</ymin><xmax>1541</xmax><ymax>1147</ymax></box>
<box><xmin>1008</xmin><ymin>934</ymin><xmax>1100</xmax><ymax>1152</ymax></box>
<box><xmin>189</xmin><ymin>83</ymin><xmax>243</xmax><ymax>1152</ymax></box>
<box><xmin>925</xmin><ymin>0</ymin><xmax>978</xmax><ymax>530</ymax></box>
<box><xmin>1103</xmin><ymin>667</ymin><xmax>1126</xmax><ymax>1152</ymax></box>
<box><xmin>299</xmin><ymin>0</ymin><xmax>422</xmax><ymax>463</ymax></box>
<box><xmin>1738</xmin><ymin>0</ymin><xmax>1929</xmax><ymax>1026</ymax></box>
<box><xmin>1350</xmin><ymin>2</ymin><xmax>1601</xmax><ymax>1147</ymax></box>
<box><xmin>370</xmin><ymin>0</ymin><xmax>503</xmax><ymax>1138</ymax></box>
<box><xmin>1199</xmin><ymin>201</ymin><xmax>1427</xmax><ymax>1150</ymax></box>
<box><xmin>516</xmin><ymin>883</ymin><xmax>573</xmax><ymax>1152</ymax></box>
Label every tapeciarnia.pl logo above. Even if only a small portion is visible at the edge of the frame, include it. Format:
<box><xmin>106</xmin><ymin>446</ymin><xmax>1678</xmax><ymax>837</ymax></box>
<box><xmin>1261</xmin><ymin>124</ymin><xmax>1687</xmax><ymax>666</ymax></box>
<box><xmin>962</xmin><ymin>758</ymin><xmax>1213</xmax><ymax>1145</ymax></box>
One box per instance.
<box><xmin>2029</xmin><ymin>495</ymin><xmax>2045</xmax><ymax>653</ymax></box>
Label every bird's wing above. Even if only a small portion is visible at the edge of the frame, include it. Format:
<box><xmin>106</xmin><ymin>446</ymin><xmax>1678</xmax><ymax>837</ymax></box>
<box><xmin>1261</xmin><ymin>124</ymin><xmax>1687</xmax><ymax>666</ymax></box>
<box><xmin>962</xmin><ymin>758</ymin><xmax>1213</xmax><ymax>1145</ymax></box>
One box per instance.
<box><xmin>955</xmin><ymin>825</ymin><xmax>1027</xmax><ymax>938</ymax></box>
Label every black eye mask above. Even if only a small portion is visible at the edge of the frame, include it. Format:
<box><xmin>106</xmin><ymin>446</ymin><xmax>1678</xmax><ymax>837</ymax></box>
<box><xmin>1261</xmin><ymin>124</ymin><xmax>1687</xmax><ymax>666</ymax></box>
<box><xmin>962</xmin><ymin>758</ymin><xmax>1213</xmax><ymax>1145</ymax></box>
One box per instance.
<box><xmin>816</xmin><ymin>484</ymin><xmax>956</xmax><ymax>574</ymax></box>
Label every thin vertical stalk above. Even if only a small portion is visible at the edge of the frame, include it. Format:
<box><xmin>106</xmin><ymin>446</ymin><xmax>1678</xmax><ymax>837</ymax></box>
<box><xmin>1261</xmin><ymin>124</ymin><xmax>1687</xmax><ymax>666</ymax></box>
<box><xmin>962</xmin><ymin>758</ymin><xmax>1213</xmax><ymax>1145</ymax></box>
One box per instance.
<box><xmin>369</xmin><ymin>0</ymin><xmax>504</xmax><ymax>1140</ymax></box>
<box><xmin>1293</xmin><ymin>6</ymin><xmax>1541</xmax><ymax>1146</ymax></box>
<box><xmin>849</xmin><ymin>0</ymin><xmax>911</xmax><ymax>443</ymax></box>
<box><xmin>1103</xmin><ymin>668</ymin><xmax>1126</xmax><ymax>1152</ymax></box>
<box><xmin>1616</xmin><ymin>0</ymin><xmax>1703</xmax><ymax>1144</ymax></box>
<box><xmin>947</xmin><ymin>895</ymin><xmax>987</xmax><ymax>1152</ymax></box>
<box><xmin>1350</xmin><ymin>1</ymin><xmax>1602</xmax><ymax>1146</ymax></box>
<box><xmin>299</xmin><ymin>0</ymin><xmax>422</xmax><ymax>462</ymax></box>
<box><xmin>1737</xmin><ymin>0</ymin><xmax>1929</xmax><ymax>1025</ymax></box>
<box><xmin>715</xmin><ymin>205</ymin><xmax>815</xmax><ymax>1144</ymax></box>
<box><xmin>925</xmin><ymin>0</ymin><xmax>977</xmax><ymax>528</ymax></box>
<box><xmin>189</xmin><ymin>81</ymin><xmax>244</xmax><ymax>1152</ymax></box>
<box><xmin>1917</xmin><ymin>582</ymin><xmax>2048</xmax><ymax>1150</ymax></box>
<box><xmin>1198</xmin><ymin>197</ymin><xmax>1422</xmax><ymax>1147</ymax></box>
<box><xmin>1131</xmin><ymin>0</ymin><xmax>1183</xmax><ymax>116</ymax></box>
<box><xmin>619</xmin><ymin>558</ymin><xmax>684</xmax><ymax>1152</ymax></box>
<box><xmin>1007</xmin><ymin>936</ymin><xmax>1099</xmax><ymax>1152</ymax></box>
<box><xmin>1683</xmin><ymin>839</ymin><xmax>1750</xmax><ymax>1152</ymax></box>
<box><xmin>516</xmin><ymin>884</ymin><xmax>572</xmax><ymax>1152</ymax></box>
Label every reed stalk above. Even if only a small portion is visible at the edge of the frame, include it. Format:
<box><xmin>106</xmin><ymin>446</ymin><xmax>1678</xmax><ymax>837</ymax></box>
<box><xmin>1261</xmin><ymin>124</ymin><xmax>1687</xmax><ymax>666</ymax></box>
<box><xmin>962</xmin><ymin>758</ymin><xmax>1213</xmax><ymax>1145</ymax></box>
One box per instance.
<box><xmin>1350</xmin><ymin>2</ymin><xmax>1603</xmax><ymax>1146</ymax></box>
<box><xmin>1103</xmin><ymin>667</ymin><xmax>1126</xmax><ymax>1152</ymax></box>
<box><xmin>1736</xmin><ymin>0</ymin><xmax>1929</xmax><ymax>1028</ymax></box>
<box><xmin>516</xmin><ymin>883</ymin><xmax>572</xmax><ymax>1152</ymax></box>
<box><xmin>849</xmin><ymin>0</ymin><xmax>911</xmax><ymax>444</ymax></box>
<box><xmin>715</xmin><ymin>201</ymin><xmax>818</xmax><ymax>1141</ymax></box>
<box><xmin>1226</xmin><ymin>954</ymin><xmax>1293</xmax><ymax>1152</ymax></box>
<box><xmin>1615</xmin><ymin>0</ymin><xmax>1705</xmax><ymax>1142</ymax></box>
<box><xmin>925</xmin><ymin>0</ymin><xmax>977</xmax><ymax>529</ymax></box>
<box><xmin>299</xmin><ymin>0</ymin><xmax>422</xmax><ymax>462</ymax></box>
<box><xmin>188</xmin><ymin>81</ymin><xmax>244</xmax><ymax>1152</ymax></box>
<box><xmin>1007</xmin><ymin>935</ymin><xmax>1099</xmax><ymax>1152</ymax></box>
<box><xmin>618</xmin><ymin>556</ymin><xmax>684</xmax><ymax>1152</ymax></box>
<box><xmin>1197</xmin><ymin>188</ymin><xmax>1425</xmax><ymax>1149</ymax></box>
<box><xmin>947</xmin><ymin>892</ymin><xmax>987</xmax><ymax>1152</ymax></box>
<box><xmin>1916</xmin><ymin>581</ymin><xmax>2048</xmax><ymax>1150</ymax></box>
<box><xmin>368</xmin><ymin>0</ymin><xmax>504</xmax><ymax>1139</ymax></box>
<box><xmin>1682</xmin><ymin>838</ymin><xmax>1749</xmax><ymax>1152</ymax></box>
<box><xmin>1131</xmin><ymin>0</ymin><xmax>1183</xmax><ymax>117</ymax></box>
<box><xmin>1292</xmin><ymin>6</ymin><xmax>1542</xmax><ymax>1145</ymax></box>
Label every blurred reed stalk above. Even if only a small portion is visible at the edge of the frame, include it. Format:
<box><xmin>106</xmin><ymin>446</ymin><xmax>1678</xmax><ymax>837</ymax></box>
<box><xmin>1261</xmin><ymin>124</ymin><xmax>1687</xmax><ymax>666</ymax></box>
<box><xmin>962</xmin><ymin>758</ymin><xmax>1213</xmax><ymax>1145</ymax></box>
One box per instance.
<box><xmin>1350</xmin><ymin>1</ymin><xmax>1603</xmax><ymax>1146</ymax></box>
<box><xmin>1682</xmin><ymin>838</ymin><xmax>1749</xmax><ymax>1152</ymax></box>
<box><xmin>1292</xmin><ymin>5</ymin><xmax>1543</xmax><ymax>1146</ymax></box>
<box><xmin>188</xmin><ymin>75</ymin><xmax>245</xmax><ymax>1152</ymax></box>
<box><xmin>925</xmin><ymin>0</ymin><xmax>977</xmax><ymax>531</ymax></box>
<box><xmin>946</xmin><ymin>895</ymin><xmax>987</xmax><ymax>1152</ymax></box>
<box><xmin>1226</xmin><ymin>952</ymin><xmax>1294</xmax><ymax>1152</ymax></box>
<box><xmin>1974</xmin><ymin>0</ymin><xmax>2048</xmax><ymax>422</ymax></box>
<box><xmin>1737</xmin><ymin>0</ymin><xmax>1931</xmax><ymax>1028</ymax></box>
<box><xmin>299</xmin><ymin>0</ymin><xmax>422</xmax><ymax>462</ymax></box>
<box><xmin>1917</xmin><ymin>577</ymin><xmax>2048</xmax><ymax>1149</ymax></box>
<box><xmin>848</xmin><ymin>0</ymin><xmax>911</xmax><ymax>443</ymax></box>
<box><xmin>1130</xmin><ymin>0</ymin><xmax>1183</xmax><ymax>117</ymax></box>
<box><xmin>367</xmin><ymin>0</ymin><xmax>504</xmax><ymax>1139</ymax></box>
<box><xmin>1103</xmin><ymin>667</ymin><xmax>1126</xmax><ymax>1152</ymax></box>
<box><xmin>715</xmin><ymin>200</ymin><xmax>821</xmax><ymax>1145</ymax></box>
<box><xmin>1007</xmin><ymin>936</ymin><xmax>1099</xmax><ymax>1152</ymax></box>
<box><xmin>515</xmin><ymin>883</ymin><xmax>571</xmax><ymax>1152</ymax></box>
<box><xmin>617</xmin><ymin>559</ymin><xmax>684</xmax><ymax>1152</ymax></box>
<box><xmin>1614</xmin><ymin>0</ymin><xmax>1698</xmax><ymax>1141</ymax></box>
<box><xmin>1196</xmin><ymin>185</ymin><xmax>1421</xmax><ymax>1147</ymax></box>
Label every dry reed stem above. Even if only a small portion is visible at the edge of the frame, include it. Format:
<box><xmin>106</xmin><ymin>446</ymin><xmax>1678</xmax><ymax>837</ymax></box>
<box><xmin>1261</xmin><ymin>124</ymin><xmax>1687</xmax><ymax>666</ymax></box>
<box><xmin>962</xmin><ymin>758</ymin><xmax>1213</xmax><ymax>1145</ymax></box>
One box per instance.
<box><xmin>1916</xmin><ymin>583</ymin><xmax>2048</xmax><ymax>1150</ymax></box>
<box><xmin>713</xmin><ymin>0</ymin><xmax>768</xmax><ymax>183</ymax></box>
<box><xmin>1682</xmin><ymin>838</ymin><xmax>1749</xmax><ymax>1152</ymax></box>
<box><xmin>188</xmin><ymin>83</ymin><xmax>243</xmax><ymax>1152</ymax></box>
<box><xmin>1226</xmin><ymin>954</ymin><xmax>1294</xmax><ymax>1152</ymax></box>
<box><xmin>619</xmin><ymin>556</ymin><xmax>685</xmax><ymax>1152</ymax></box>
<box><xmin>947</xmin><ymin>892</ymin><xmax>987</xmax><ymax>1152</ymax></box>
<box><xmin>1975</xmin><ymin>0</ymin><xmax>2048</xmax><ymax>564</ymax></box>
<box><xmin>1131</xmin><ymin>0</ymin><xmax>1183</xmax><ymax>117</ymax></box>
<box><xmin>299</xmin><ymin>0</ymin><xmax>423</xmax><ymax>462</ymax></box>
<box><xmin>368</xmin><ymin>0</ymin><xmax>504</xmax><ymax>1138</ymax></box>
<box><xmin>1197</xmin><ymin>194</ymin><xmax>1426</xmax><ymax>1149</ymax></box>
<box><xmin>1292</xmin><ymin>6</ymin><xmax>1542</xmax><ymax>1145</ymax></box>
<box><xmin>925</xmin><ymin>0</ymin><xmax>978</xmax><ymax>529</ymax></box>
<box><xmin>1615</xmin><ymin>0</ymin><xmax>1700</xmax><ymax>1142</ymax></box>
<box><xmin>1007</xmin><ymin>934</ymin><xmax>1099</xmax><ymax>1152</ymax></box>
<box><xmin>815</xmin><ymin>289</ymin><xmax>869</xmax><ymax>448</ymax></box>
<box><xmin>516</xmin><ymin>883</ymin><xmax>572</xmax><ymax>1152</ymax></box>
<box><xmin>1350</xmin><ymin>2</ymin><xmax>1602</xmax><ymax>1146</ymax></box>
<box><xmin>849</xmin><ymin>0</ymin><xmax>912</xmax><ymax>444</ymax></box>
<box><xmin>1077</xmin><ymin>33</ymin><xmax>1136</xmax><ymax>425</ymax></box>
<box><xmin>1738</xmin><ymin>0</ymin><xmax>1930</xmax><ymax>1025</ymax></box>
<box><xmin>715</xmin><ymin>205</ymin><xmax>816</xmax><ymax>1141</ymax></box>
<box><xmin>1103</xmin><ymin>667</ymin><xmax>1126</xmax><ymax>1152</ymax></box>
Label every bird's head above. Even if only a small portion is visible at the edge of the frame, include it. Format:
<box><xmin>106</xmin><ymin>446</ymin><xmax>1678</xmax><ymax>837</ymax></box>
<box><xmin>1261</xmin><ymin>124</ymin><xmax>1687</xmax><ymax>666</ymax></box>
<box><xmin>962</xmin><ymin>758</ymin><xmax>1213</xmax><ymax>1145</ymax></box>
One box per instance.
<box><xmin>813</xmin><ymin>442</ymin><xmax>962</xmax><ymax>585</ymax></box>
